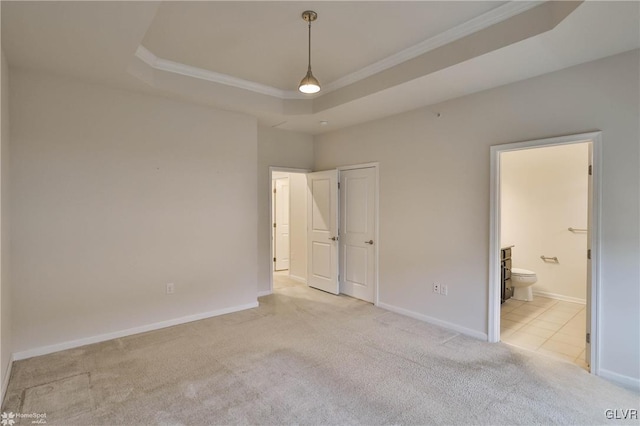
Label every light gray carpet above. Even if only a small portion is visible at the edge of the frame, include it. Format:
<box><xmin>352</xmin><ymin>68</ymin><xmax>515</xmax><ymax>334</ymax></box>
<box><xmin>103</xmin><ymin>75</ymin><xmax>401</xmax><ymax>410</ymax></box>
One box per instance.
<box><xmin>3</xmin><ymin>276</ymin><xmax>638</xmax><ymax>425</ymax></box>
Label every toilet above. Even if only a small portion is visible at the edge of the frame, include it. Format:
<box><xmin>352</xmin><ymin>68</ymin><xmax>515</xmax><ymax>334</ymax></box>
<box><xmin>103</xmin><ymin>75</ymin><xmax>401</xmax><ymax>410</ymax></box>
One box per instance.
<box><xmin>511</xmin><ymin>268</ymin><xmax>537</xmax><ymax>301</ymax></box>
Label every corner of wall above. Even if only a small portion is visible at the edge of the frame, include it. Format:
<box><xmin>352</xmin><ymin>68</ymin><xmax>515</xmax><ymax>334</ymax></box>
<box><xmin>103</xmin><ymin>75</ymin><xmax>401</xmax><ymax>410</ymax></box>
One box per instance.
<box><xmin>0</xmin><ymin>48</ymin><xmax>14</xmax><ymax>404</ymax></box>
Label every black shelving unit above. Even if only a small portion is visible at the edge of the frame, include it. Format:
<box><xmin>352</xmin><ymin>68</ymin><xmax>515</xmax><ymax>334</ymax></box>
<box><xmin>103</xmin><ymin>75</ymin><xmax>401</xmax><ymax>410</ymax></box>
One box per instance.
<box><xmin>501</xmin><ymin>246</ymin><xmax>513</xmax><ymax>303</ymax></box>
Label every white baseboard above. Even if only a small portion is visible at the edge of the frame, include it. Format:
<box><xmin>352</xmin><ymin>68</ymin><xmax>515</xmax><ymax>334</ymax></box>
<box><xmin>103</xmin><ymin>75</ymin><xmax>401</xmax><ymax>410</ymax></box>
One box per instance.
<box><xmin>1</xmin><ymin>354</ymin><xmax>14</xmax><ymax>406</ymax></box>
<box><xmin>377</xmin><ymin>302</ymin><xmax>488</xmax><ymax>341</ymax></box>
<box><xmin>599</xmin><ymin>368</ymin><xmax>640</xmax><ymax>392</ymax></box>
<box><xmin>288</xmin><ymin>274</ymin><xmax>307</xmax><ymax>284</ymax></box>
<box><xmin>257</xmin><ymin>290</ymin><xmax>272</xmax><ymax>297</ymax></box>
<box><xmin>533</xmin><ymin>291</ymin><xmax>586</xmax><ymax>305</ymax></box>
<box><xmin>12</xmin><ymin>301</ymin><xmax>259</xmax><ymax>361</ymax></box>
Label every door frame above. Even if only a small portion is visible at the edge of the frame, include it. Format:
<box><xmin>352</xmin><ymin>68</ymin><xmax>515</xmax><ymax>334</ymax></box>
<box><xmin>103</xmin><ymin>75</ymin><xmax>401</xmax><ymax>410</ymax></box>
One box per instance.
<box><xmin>488</xmin><ymin>131</ymin><xmax>602</xmax><ymax>376</ymax></box>
<box><xmin>337</xmin><ymin>162</ymin><xmax>380</xmax><ymax>306</ymax></box>
<box><xmin>269</xmin><ymin>166</ymin><xmax>311</xmax><ymax>295</ymax></box>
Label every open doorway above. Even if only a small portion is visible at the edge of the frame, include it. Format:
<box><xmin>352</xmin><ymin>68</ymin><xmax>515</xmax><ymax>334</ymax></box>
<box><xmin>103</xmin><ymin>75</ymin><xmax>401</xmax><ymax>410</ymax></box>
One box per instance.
<box><xmin>489</xmin><ymin>132</ymin><xmax>601</xmax><ymax>375</ymax></box>
<box><xmin>268</xmin><ymin>164</ymin><xmax>379</xmax><ymax>304</ymax></box>
<box><xmin>269</xmin><ymin>167</ymin><xmax>309</xmax><ymax>294</ymax></box>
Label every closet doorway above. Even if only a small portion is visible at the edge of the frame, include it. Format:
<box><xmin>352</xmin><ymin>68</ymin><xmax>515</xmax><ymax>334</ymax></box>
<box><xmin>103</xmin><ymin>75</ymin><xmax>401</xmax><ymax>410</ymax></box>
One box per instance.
<box><xmin>269</xmin><ymin>167</ymin><xmax>310</xmax><ymax>294</ymax></box>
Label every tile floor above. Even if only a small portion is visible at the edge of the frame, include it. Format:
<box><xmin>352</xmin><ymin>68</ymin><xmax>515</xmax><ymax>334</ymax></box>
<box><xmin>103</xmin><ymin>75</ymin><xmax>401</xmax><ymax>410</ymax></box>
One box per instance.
<box><xmin>500</xmin><ymin>296</ymin><xmax>589</xmax><ymax>370</ymax></box>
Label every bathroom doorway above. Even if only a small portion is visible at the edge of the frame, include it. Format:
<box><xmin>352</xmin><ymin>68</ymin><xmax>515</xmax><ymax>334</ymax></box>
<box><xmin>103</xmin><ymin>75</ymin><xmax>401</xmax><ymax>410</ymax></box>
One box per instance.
<box><xmin>488</xmin><ymin>132</ymin><xmax>601</xmax><ymax>375</ymax></box>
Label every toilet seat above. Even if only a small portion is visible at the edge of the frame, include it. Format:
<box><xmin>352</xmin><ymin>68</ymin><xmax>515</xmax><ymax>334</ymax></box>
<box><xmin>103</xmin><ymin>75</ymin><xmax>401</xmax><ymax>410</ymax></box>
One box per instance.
<box><xmin>511</xmin><ymin>268</ymin><xmax>535</xmax><ymax>277</ymax></box>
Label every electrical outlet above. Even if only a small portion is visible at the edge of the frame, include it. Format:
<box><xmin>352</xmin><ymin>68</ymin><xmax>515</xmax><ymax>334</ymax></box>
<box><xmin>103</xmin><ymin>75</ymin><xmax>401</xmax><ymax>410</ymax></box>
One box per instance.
<box><xmin>166</xmin><ymin>283</ymin><xmax>175</xmax><ymax>294</ymax></box>
<box><xmin>440</xmin><ymin>284</ymin><xmax>448</xmax><ymax>296</ymax></box>
<box><xmin>433</xmin><ymin>283</ymin><xmax>440</xmax><ymax>293</ymax></box>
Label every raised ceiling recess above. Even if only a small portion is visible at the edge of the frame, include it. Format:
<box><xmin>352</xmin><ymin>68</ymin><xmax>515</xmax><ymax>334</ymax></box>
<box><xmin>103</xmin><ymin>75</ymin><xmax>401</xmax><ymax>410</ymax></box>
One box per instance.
<box><xmin>4</xmin><ymin>1</ymin><xmax>639</xmax><ymax>134</ymax></box>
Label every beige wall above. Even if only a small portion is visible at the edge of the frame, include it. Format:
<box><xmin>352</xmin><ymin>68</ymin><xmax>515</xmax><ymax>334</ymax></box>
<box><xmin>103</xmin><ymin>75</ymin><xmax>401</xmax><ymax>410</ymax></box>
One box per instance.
<box><xmin>257</xmin><ymin>126</ymin><xmax>313</xmax><ymax>294</ymax></box>
<box><xmin>501</xmin><ymin>143</ymin><xmax>589</xmax><ymax>302</ymax></box>
<box><xmin>10</xmin><ymin>70</ymin><xmax>258</xmax><ymax>354</ymax></box>
<box><xmin>1</xmin><ymin>50</ymin><xmax>12</xmax><ymax>395</ymax></box>
<box><xmin>314</xmin><ymin>50</ymin><xmax>639</xmax><ymax>383</ymax></box>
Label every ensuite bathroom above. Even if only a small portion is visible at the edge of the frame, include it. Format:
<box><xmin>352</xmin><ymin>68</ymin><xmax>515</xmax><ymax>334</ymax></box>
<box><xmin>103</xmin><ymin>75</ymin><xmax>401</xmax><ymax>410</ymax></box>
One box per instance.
<box><xmin>499</xmin><ymin>142</ymin><xmax>590</xmax><ymax>370</ymax></box>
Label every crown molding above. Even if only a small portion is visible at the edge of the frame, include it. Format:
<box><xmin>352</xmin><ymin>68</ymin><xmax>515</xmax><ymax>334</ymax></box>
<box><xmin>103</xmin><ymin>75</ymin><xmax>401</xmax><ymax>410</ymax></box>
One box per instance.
<box><xmin>135</xmin><ymin>45</ymin><xmax>306</xmax><ymax>99</ymax></box>
<box><xmin>322</xmin><ymin>1</ymin><xmax>544</xmax><ymax>93</ymax></box>
<box><xmin>134</xmin><ymin>1</ymin><xmax>543</xmax><ymax>100</ymax></box>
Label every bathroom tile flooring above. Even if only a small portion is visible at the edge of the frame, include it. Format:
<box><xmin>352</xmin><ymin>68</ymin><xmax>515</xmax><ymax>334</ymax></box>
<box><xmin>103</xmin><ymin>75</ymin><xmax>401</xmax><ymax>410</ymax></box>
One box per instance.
<box><xmin>500</xmin><ymin>296</ymin><xmax>588</xmax><ymax>370</ymax></box>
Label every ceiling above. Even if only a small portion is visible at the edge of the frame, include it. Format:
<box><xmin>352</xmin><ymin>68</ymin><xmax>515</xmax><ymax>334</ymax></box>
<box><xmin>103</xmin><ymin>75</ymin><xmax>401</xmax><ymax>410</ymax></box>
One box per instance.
<box><xmin>142</xmin><ymin>1</ymin><xmax>506</xmax><ymax>91</ymax></box>
<box><xmin>2</xmin><ymin>1</ymin><xmax>639</xmax><ymax>135</ymax></box>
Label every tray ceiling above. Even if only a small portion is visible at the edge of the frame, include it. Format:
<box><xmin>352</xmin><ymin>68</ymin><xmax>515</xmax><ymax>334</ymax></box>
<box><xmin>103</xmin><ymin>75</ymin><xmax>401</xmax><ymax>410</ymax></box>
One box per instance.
<box><xmin>141</xmin><ymin>1</ymin><xmax>507</xmax><ymax>91</ymax></box>
<box><xmin>2</xmin><ymin>1</ymin><xmax>638</xmax><ymax>134</ymax></box>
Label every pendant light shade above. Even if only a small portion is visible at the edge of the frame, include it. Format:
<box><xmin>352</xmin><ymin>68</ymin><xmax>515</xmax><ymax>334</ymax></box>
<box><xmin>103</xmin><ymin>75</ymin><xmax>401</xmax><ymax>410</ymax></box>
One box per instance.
<box><xmin>299</xmin><ymin>70</ymin><xmax>321</xmax><ymax>94</ymax></box>
<box><xmin>298</xmin><ymin>10</ymin><xmax>320</xmax><ymax>94</ymax></box>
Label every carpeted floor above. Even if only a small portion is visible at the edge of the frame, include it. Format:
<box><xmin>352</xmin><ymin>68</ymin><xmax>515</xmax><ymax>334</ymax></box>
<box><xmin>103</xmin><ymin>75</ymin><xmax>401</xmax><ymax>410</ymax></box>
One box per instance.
<box><xmin>2</xmin><ymin>274</ymin><xmax>638</xmax><ymax>425</ymax></box>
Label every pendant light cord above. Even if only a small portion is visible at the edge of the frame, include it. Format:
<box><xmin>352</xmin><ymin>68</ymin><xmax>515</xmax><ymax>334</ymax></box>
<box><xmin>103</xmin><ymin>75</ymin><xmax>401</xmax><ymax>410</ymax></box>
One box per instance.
<box><xmin>307</xmin><ymin>20</ymin><xmax>312</xmax><ymax>72</ymax></box>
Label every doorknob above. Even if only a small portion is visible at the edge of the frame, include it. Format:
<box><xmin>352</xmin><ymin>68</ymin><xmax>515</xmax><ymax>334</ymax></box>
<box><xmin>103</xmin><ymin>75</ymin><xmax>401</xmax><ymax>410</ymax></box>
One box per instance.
<box><xmin>329</xmin><ymin>236</ymin><xmax>338</xmax><ymax>241</ymax></box>
<box><xmin>365</xmin><ymin>240</ymin><xmax>374</xmax><ymax>245</ymax></box>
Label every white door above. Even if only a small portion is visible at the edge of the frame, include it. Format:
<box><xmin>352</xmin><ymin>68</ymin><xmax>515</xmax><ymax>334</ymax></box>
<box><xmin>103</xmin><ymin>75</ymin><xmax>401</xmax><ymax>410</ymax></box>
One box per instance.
<box><xmin>340</xmin><ymin>167</ymin><xmax>376</xmax><ymax>303</ymax></box>
<box><xmin>307</xmin><ymin>170</ymin><xmax>339</xmax><ymax>294</ymax></box>
<box><xmin>274</xmin><ymin>177</ymin><xmax>290</xmax><ymax>271</ymax></box>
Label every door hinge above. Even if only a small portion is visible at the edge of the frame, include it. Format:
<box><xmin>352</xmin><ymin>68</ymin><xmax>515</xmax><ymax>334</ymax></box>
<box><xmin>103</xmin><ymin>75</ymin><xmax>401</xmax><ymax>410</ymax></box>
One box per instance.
<box><xmin>338</xmin><ymin>182</ymin><xmax>340</xmax><ymax>189</ymax></box>
<box><xmin>273</xmin><ymin>188</ymin><xmax>276</xmax><ymax>193</ymax></box>
<box><xmin>273</xmin><ymin>223</ymin><xmax>276</xmax><ymax>228</ymax></box>
<box><xmin>273</xmin><ymin>257</ymin><xmax>276</xmax><ymax>262</ymax></box>
<box><xmin>586</xmin><ymin>332</ymin><xmax>590</xmax><ymax>344</ymax></box>
<box><xmin>587</xmin><ymin>249</ymin><xmax>591</xmax><ymax>260</ymax></box>
<box><xmin>588</xmin><ymin>165</ymin><xmax>592</xmax><ymax>176</ymax></box>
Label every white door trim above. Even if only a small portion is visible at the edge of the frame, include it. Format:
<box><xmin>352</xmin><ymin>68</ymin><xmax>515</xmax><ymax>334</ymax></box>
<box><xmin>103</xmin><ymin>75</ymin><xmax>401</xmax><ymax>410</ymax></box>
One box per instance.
<box><xmin>337</xmin><ymin>163</ymin><xmax>380</xmax><ymax>306</ymax></box>
<box><xmin>488</xmin><ymin>132</ymin><xmax>602</xmax><ymax>376</ymax></box>
<box><xmin>268</xmin><ymin>166</ymin><xmax>311</xmax><ymax>295</ymax></box>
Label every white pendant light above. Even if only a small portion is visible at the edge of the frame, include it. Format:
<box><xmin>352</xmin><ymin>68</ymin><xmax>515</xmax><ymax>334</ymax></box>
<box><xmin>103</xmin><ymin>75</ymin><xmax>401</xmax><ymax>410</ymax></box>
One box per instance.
<box><xmin>298</xmin><ymin>10</ymin><xmax>321</xmax><ymax>94</ymax></box>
